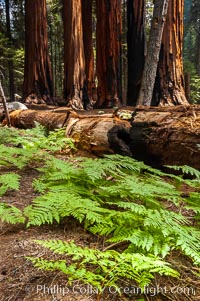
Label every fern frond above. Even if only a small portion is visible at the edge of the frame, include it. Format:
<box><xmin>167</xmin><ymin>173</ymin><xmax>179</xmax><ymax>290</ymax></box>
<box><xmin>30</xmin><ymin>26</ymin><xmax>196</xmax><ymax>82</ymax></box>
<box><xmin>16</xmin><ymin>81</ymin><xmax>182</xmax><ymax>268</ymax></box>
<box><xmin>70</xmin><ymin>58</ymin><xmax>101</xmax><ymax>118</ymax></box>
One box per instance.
<box><xmin>0</xmin><ymin>145</ymin><xmax>32</xmax><ymax>169</ymax></box>
<box><xmin>90</xmin><ymin>207</ymin><xmax>195</xmax><ymax>259</ymax></box>
<box><xmin>0</xmin><ymin>173</ymin><xmax>20</xmax><ymax>196</ymax></box>
<box><xmin>103</xmin><ymin>154</ymin><xmax>146</xmax><ymax>172</ymax></box>
<box><xmin>37</xmin><ymin>156</ymin><xmax>76</xmax><ymax>180</ymax></box>
<box><xmin>0</xmin><ymin>146</ymin><xmax>198</xmax><ymax>271</ymax></box>
<box><xmin>24</xmin><ymin>192</ymin><xmax>109</xmax><ymax>227</ymax></box>
<box><xmin>166</xmin><ymin>165</ymin><xmax>200</xmax><ymax>178</ymax></box>
<box><xmin>144</xmin><ymin>209</ymin><xmax>189</xmax><ymax>229</ymax></box>
<box><xmin>0</xmin><ymin>126</ymin><xmax>74</xmax><ymax>171</ymax></box>
<box><xmin>0</xmin><ymin>203</ymin><xmax>25</xmax><ymax>224</ymax></box>
<box><xmin>183</xmin><ymin>192</ymin><xmax>200</xmax><ymax>214</ymax></box>
<box><xmin>28</xmin><ymin>240</ymin><xmax>179</xmax><ymax>291</ymax></box>
<box><xmin>100</xmin><ymin>174</ymin><xmax>181</xmax><ymax>207</ymax></box>
<box><xmin>173</xmin><ymin>226</ymin><xmax>200</xmax><ymax>264</ymax></box>
<box><xmin>106</xmin><ymin>201</ymin><xmax>147</xmax><ymax>215</ymax></box>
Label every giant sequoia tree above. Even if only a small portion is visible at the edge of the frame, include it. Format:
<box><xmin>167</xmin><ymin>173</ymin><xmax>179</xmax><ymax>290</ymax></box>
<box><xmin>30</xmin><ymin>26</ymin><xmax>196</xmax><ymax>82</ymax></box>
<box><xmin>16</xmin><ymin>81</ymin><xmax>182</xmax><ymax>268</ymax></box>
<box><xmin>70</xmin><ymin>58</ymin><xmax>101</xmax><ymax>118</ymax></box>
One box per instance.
<box><xmin>153</xmin><ymin>0</ymin><xmax>188</xmax><ymax>105</ymax></box>
<box><xmin>5</xmin><ymin>0</ymin><xmax>15</xmax><ymax>101</ymax></box>
<box><xmin>63</xmin><ymin>0</ymin><xmax>86</xmax><ymax>109</ymax></box>
<box><xmin>96</xmin><ymin>0</ymin><xmax>122</xmax><ymax>108</ymax></box>
<box><xmin>1</xmin><ymin>0</ymin><xmax>192</xmax><ymax>108</ymax></box>
<box><xmin>81</xmin><ymin>0</ymin><xmax>96</xmax><ymax>108</ymax></box>
<box><xmin>23</xmin><ymin>0</ymin><xmax>53</xmax><ymax>102</ymax></box>
<box><xmin>127</xmin><ymin>0</ymin><xmax>145</xmax><ymax>105</ymax></box>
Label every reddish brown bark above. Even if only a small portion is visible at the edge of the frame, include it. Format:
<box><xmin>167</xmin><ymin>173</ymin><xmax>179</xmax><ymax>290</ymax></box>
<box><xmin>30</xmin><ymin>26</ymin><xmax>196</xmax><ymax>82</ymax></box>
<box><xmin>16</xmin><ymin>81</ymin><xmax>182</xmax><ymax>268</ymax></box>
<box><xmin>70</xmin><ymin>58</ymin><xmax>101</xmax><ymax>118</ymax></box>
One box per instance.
<box><xmin>23</xmin><ymin>0</ymin><xmax>53</xmax><ymax>103</ymax></box>
<box><xmin>5</xmin><ymin>0</ymin><xmax>15</xmax><ymax>101</ymax></box>
<box><xmin>63</xmin><ymin>0</ymin><xmax>86</xmax><ymax>109</ymax></box>
<box><xmin>96</xmin><ymin>0</ymin><xmax>122</xmax><ymax>108</ymax></box>
<box><xmin>127</xmin><ymin>0</ymin><xmax>145</xmax><ymax>105</ymax></box>
<box><xmin>81</xmin><ymin>0</ymin><xmax>96</xmax><ymax>109</ymax></box>
<box><xmin>153</xmin><ymin>0</ymin><xmax>189</xmax><ymax>106</ymax></box>
<box><xmin>129</xmin><ymin>106</ymin><xmax>200</xmax><ymax>169</ymax></box>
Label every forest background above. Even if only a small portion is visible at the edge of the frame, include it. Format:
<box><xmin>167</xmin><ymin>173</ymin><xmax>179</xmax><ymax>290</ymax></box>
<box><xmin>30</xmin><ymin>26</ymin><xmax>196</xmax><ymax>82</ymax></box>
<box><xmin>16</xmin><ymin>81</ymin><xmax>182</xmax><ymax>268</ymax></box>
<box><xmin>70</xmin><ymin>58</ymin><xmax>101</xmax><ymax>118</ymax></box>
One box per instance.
<box><xmin>0</xmin><ymin>0</ymin><xmax>199</xmax><ymax>109</ymax></box>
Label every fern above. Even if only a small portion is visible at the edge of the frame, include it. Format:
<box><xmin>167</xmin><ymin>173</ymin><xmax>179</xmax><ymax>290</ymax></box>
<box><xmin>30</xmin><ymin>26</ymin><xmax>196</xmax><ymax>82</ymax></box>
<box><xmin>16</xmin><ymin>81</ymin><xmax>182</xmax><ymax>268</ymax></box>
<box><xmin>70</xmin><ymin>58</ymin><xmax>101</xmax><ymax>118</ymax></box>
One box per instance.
<box><xmin>0</xmin><ymin>123</ymin><xmax>74</xmax><ymax>152</ymax></box>
<box><xmin>0</xmin><ymin>125</ymin><xmax>75</xmax><ymax>170</ymax></box>
<box><xmin>99</xmin><ymin>174</ymin><xmax>181</xmax><ymax>207</ymax></box>
<box><xmin>27</xmin><ymin>240</ymin><xmax>179</xmax><ymax>292</ymax></box>
<box><xmin>0</xmin><ymin>202</ymin><xmax>25</xmax><ymax>224</ymax></box>
<box><xmin>166</xmin><ymin>165</ymin><xmax>200</xmax><ymax>178</ymax></box>
<box><xmin>0</xmin><ymin>117</ymin><xmax>198</xmax><ymax>293</ymax></box>
<box><xmin>0</xmin><ymin>173</ymin><xmax>20</xmax><ymax>196</ymax></box>
<box><xmin>0</xmin><ymin>140</ymin><xmax>199</xmax><ymax>278</ymax></box>
<box><xmin>90</xmin><ymin>209</ymin><xmax>196</xmax><ymax>259</ymax></box>
<box><xmin>19</xmin><ymin>155</ymin><xmax>200</xmax><ymax>264</ymax></box>
<box><xmin>41</xmin><ymin>128</ymin><xmax>75</xmax><ymax>152</ymax></box>
<box><xmin>0</xmin><ymin>144</ymin><xmax>34</xmax><ymax>169</ymax></box>
<box><xmin>81</xmin><ymin>155</ymin><xmax>144</xmax><ymax>181</ymax></box>
<box><xmin>184</xmin><ymin>192</ymin><xmax>200</xmax><ymax>214</ymax></box>
<box><xmin>0</xmin><ymin>126</ymin><xmax>27</xmax><ymax>145</ymax></box>
<box><xmin>24</xmin><ymin>191</ymin><xmax>110</xmax><ymax>227</ymax></box>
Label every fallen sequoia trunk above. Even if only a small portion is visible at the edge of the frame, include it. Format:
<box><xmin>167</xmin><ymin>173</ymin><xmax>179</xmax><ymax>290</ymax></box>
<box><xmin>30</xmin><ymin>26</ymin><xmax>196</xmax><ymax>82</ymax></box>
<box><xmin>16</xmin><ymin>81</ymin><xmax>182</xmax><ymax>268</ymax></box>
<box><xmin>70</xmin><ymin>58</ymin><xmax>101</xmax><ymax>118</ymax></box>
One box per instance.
<box><xmin>0</xmin><ymin>108</ymin><xmax>132</xmax><ymax>157</ymax></box>
<box><xmin>129</xmin><ymin>106</ymin><xmax>200</xmax><ymax>169</ymax></box>
<box><xmin>1</xmin><ymin>105</ymin><xmax>200</xmax><ymax>169</ymax></box>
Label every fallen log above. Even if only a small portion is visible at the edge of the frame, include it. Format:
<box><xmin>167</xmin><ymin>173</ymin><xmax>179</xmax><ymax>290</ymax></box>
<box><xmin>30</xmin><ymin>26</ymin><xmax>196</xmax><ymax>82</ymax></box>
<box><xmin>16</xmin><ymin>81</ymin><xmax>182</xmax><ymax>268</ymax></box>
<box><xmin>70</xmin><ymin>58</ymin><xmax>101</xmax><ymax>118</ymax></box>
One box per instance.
<box><xmin>3</xmin><ymin>109</ymin><xmax>70</xmax><ymax>129</ymax></box>
<box><xmin>129</xmin><ymin>105</ymin><xmax>200</xmax><ymax>169</ymax></box>
<box><xmin>1</xmin><ymin>108</ymin><xmax>131</xmax><ymax>157</ymax></box>
<box><xmin>1</xmin><ymin>105</ymin><xmax>200</xmax><ymax>169</ymax></box>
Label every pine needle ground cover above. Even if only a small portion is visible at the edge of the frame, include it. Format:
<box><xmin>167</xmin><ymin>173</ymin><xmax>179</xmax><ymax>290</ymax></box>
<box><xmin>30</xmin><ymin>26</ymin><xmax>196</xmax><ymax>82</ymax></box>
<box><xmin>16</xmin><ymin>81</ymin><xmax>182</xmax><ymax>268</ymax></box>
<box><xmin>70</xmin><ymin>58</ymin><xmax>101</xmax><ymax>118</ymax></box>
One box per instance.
<box><xmin>0</xmin><ymin>125</ymin><xmax>199</xmax><ymax>301</ymax></box>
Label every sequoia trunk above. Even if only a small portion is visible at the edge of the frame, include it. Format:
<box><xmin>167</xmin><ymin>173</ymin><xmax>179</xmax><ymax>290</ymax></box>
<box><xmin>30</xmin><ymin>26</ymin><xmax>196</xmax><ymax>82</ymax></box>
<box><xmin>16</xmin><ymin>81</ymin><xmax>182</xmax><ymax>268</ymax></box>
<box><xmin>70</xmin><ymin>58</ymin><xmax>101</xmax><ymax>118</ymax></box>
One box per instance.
<box><xmin>96</xmin><ymin>0</ymin><xmax>122</xmax><ymax>108</ymax></box>
<box><xmin>153</xmin><ymin>0</ymin><xmax>188</xmax><ymax>106</ymax></box>
<box><xmin>5</xmin><ymin>0</ymin><xmax>15</xmax><ymax>101</ymax></box>
<box><xmin>23</xmin><ymin>0</ymin><xmax>53</xmax><ymax>102</ymax></box>
<box><xmin>81</xmin><ymin>0</ymin><xmax>96</xmax><ymax>109</ymax></box>
<box><xmin>63</xmin><ymin>0</ymin><xmax>86</xmax><ymax>110</ymax></box>
<box><xmin>127</xmin><ymin>0</ymin><xmax>145</xmax><ymax>105</ymax></box>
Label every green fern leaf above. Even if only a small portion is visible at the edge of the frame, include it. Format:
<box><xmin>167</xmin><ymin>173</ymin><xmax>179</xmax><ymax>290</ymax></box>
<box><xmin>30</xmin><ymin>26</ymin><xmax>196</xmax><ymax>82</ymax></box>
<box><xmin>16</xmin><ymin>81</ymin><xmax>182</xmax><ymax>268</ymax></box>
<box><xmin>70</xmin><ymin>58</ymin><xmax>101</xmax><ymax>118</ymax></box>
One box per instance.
<box><xmin>27</xmin><ymin>240</ymin><xmax>179</xmax><ymax>291</ymax></box>
<box><xmin>0</xmin><ymin>203</ymin><xmax>24</xmax><ymax>224</ymax></box>
<box><xmin>0</xmin><ymin>173</ymin><xmax>20</xmax><ymax>196</ymax></box>
<box><xmin>166</xmin><ymin>165</ymin><xmax>200</xmax><ymax>178</ymax></box>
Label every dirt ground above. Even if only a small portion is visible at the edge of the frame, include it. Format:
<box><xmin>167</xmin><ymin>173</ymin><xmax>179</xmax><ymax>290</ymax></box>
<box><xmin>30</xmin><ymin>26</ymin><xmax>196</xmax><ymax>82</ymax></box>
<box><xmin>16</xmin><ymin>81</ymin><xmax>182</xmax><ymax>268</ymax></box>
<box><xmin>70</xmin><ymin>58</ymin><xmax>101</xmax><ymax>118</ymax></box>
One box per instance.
<box><xmin>0</xmin><ymin>168</ymin><xmax>200</xmax><ymax>301</ymax></box>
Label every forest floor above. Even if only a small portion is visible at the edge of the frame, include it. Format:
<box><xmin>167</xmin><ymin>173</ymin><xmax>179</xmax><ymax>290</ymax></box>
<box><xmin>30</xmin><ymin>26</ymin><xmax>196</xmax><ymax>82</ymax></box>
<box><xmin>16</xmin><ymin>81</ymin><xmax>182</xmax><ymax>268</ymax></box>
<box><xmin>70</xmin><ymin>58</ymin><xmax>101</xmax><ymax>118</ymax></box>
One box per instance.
<box><xmin>0</xmin><ymin>164</ymin><xmax>200</xmax><ymax>301</ymax></box>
